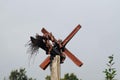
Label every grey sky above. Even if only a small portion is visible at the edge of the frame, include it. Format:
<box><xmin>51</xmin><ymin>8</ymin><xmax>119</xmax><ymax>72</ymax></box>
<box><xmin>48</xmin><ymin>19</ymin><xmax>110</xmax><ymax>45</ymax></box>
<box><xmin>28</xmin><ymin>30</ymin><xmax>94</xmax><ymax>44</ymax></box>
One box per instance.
<box><xmin>0</xmin><ymin>0</ymin><xmax>120</xmax><ymax>80</ymax></box>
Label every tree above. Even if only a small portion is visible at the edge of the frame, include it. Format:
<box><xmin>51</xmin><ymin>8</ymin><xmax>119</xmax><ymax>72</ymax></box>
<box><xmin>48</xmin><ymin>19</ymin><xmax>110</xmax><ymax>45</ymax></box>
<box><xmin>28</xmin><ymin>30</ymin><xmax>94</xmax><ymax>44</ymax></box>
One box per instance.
<box><xmin>45</xmin><ymin>73</ymin><xmax>80</xmax><ymax>80</ymax></box>
<box><xmin>61</xmin><ymin>73</ymin><xmax>79</xmax><ymax>80</ymax></box>
<box><xmin>9</xmin><ymin>68</ymin><xmax>36</xmax><ymax>80</ymax></box>
<box><xmin>103</xmin><ymin>55</ymin><xmax>117</xmax><ymax>80</ymax></box>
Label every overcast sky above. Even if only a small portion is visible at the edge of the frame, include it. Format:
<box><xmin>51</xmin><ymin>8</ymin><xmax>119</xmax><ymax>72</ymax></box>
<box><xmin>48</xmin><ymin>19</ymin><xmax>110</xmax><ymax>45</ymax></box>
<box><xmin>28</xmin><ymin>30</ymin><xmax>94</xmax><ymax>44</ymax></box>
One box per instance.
<box><xmin>0</xmin><ymin>0</ymin><xmax>120</xmax><ymax>80</ymax></box>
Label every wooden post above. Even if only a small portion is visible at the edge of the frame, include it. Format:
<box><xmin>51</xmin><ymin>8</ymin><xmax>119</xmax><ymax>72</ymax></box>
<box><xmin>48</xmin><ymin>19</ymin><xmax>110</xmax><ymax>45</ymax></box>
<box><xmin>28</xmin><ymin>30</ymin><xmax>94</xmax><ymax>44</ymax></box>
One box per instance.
<box><xmin>50</xmin><ymin>55</ymin><xmax>60</xmax><ymax>80</ymax></box>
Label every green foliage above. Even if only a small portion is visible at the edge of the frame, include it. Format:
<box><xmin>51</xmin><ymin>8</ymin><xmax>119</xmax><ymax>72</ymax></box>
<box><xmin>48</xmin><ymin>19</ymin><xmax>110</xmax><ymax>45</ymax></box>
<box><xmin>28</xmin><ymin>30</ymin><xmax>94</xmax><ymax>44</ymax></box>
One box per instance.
<box><xmin>103</xmin><ymin>55</ymin><xmax>117</xmax><ymax>80</ymax></box>
<box><xmin>9</xmin><ymin>68</ymin><xmax>36</xmax><ymax>80</ymax></box>
<box><xmin>45</xmin><ymin>75</ymin><xmax>51</xmax><ymax>80</ymax></box>
<box><xmin>61</xmin><ymin>73</ymin><xmax>79</xmax><ymax>80</ymax></box>
<box><xmin>45</xmin><ymin>73</ymin><xmax>80</xmax><ymax>80</ymax></box>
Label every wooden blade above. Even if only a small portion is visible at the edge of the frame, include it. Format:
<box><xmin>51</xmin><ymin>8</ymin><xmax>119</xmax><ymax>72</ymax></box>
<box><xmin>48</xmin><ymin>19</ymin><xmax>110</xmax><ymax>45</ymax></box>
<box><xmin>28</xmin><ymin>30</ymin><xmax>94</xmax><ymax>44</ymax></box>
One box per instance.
<box><xmin>62</xmin><ymin>24</ymin><xmax>81</xmax><ymax>46</ymax></box>
<box><xmin>41</xmin><ymin>28</ymin><xmax>57</xmax><ymax>42</ymax></box>
<box><xmin>39</xmin><ymin>56</ymin><xmax>50</xmax><ymax>70</ymax></box>
<box><xmin>41</xmin><ymin>28</ymin><xmax>49</xmax><ymax>34</ymax></box>
<box><xmin>64</xmin><ymin>48</ymin><xmax>83</xmax><ymax>67</ymax></box>
<box><xmin>41</xmin><ymin>24</ymin><xmax>81</xmax><ymax>47</ymax></box>
<box><xmin>40</xmin><ymin>25</ymin><xmax>83</xmax><ymax>69</ymax></box>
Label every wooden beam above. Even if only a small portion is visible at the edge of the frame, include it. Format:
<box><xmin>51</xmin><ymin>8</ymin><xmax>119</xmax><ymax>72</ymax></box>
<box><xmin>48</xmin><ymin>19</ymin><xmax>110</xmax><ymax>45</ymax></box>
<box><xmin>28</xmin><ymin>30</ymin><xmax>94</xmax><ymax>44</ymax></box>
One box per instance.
<box><xmin>64</xmin><ymin>48</ymin><xmax>83</xmax><ymax>67</ymax></box>
<box><xmin>50</xmin><ymin>55</ymin><xmax>60</xmax><ymax>80</ymax></box>
<box><xmin>62</xmin><ymin>24</ymin><xmax>81</xmax><ymax>46</ymax></box>
<box><xmin>39</xmin><ymin>56</ymin><xmax>50</xmax><ymax>70</ymax></box>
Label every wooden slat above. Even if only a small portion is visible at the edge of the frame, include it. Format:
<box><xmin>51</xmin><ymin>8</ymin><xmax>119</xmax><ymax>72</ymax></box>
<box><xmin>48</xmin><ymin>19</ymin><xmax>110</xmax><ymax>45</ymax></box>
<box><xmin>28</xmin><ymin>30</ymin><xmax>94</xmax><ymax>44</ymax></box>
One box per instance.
<box><xmin>64</xmin><ymin>48</ymin><xmax>83</xmax><ymax>67</ymax></box>
<box><xmin>39</xmin><ymin>56</ymin><xmax>50</xmax><ymax>70</ymax></box>
<box><xmin>62</xmin><ymin>24</ymin><xmax>81</xmax><ymax>46</ymax></box>
<box><xmin>41</xmin><ymin>28</ymin><xmax>49</xmax><ymax>34</ymax></box>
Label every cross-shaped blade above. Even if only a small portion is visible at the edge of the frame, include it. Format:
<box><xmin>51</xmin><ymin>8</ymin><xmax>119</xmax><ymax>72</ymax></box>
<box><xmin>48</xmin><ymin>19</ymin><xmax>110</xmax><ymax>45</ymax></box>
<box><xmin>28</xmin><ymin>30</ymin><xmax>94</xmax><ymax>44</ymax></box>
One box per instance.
<box><xmin>40</xmin><ymin>56</ymin><xmax>50</xmax><ymax>70</ymax></box>
<box><xmin>64</xmin><ymin>48</ymin><xmax>83</xmax><ymax>67</ymax></box>
<box><xmin>40</xmin><ymin>24</ymin><xmax>83</xmax><ymax>70</ymax></box>
<box><xmin>62</xmin><ymin>24</ymin><xmax>81</xmax><ymax>46</ymax></box>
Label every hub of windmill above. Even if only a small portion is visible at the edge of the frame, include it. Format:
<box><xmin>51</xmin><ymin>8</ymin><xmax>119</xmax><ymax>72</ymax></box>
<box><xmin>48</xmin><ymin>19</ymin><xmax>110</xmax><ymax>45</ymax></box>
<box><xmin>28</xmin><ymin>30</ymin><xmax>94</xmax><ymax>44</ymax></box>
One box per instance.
<box><xmin>30</xmin><ymin>33</ymin><xmax>66</xmax><ymax>64</ymax></box>
<box><xmin>28</xmin><ymin>24</ymin><xmax>83</xmax><ymax>70</ymax></box>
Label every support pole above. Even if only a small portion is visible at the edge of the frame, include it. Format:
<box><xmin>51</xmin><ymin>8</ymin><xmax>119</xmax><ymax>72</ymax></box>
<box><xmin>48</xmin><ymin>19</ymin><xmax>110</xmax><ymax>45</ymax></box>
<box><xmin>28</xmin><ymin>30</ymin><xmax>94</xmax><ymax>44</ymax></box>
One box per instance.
<box><xmin>50</xmin><ymin>55</ymin><xmax>60</xmax><ymax>80</ymax></box>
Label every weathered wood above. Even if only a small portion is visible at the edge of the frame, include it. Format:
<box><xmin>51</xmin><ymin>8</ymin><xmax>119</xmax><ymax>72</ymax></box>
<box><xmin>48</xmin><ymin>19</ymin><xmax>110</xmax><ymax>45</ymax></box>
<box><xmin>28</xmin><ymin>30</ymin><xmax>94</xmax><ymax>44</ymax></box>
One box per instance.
<box><xmin>64</xmin><ymin>48</ymin><xmax>83</xmax><ymax>67</ymax></box>
<box><xmin>40</xmin><ymin>25</ymin><xmax>83</xmax><ymax>70</ymax></box>
<box><xmin>62</xmin><ymin>24</ymin><xmax>81</xmax><ymax>46</ymax></box>
<box><xmin>50</xmin><ymin>55</ymin><xmax>60</xmax><ymax>80</ymax></box>
<box><xmin>40</xmin><ymin>56</ymin><xmax>50</xmax><ymax>70</ymax></box>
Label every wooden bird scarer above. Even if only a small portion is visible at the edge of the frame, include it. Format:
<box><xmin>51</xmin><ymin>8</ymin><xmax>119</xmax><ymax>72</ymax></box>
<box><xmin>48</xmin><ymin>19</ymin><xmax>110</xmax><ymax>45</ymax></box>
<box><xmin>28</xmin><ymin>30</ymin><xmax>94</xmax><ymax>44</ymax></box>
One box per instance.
<box><xmin>28</xmin><ymin>24</ymin><xmax>83</xmax><ymax>70</ymax></box>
